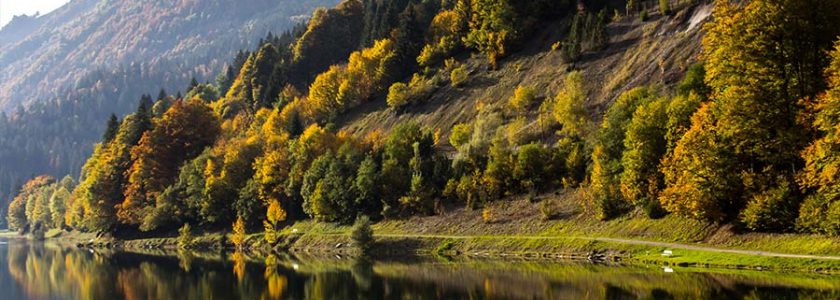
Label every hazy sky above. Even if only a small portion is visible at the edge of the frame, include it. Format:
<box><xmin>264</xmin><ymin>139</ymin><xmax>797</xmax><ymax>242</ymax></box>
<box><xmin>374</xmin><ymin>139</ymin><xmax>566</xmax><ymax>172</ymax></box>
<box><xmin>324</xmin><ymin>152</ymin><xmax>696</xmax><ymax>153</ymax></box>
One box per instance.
<box><xmin>0</xmin><ymin>0</ymin><xmax>71</xmax><ymax>29</ymax></box>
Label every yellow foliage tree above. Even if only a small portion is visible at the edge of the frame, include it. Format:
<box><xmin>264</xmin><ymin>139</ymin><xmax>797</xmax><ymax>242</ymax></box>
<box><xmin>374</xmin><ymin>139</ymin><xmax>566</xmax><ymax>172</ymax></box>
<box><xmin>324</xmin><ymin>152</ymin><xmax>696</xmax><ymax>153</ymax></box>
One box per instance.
<box><xmin>231</xmin><ymin>216</ymin><xmax>247</xmax><ymax>249</ymax></box>
<box><xmin>263</xmin><ymin>200</ymin><xmax>287</xmax><ymax>244</ymax></box>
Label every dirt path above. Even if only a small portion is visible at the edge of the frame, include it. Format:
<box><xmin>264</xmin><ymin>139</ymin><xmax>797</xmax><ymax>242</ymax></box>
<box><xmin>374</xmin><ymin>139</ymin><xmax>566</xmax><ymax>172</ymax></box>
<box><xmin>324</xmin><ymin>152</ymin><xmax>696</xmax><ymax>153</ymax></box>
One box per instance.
<box><xmin>374</xmin><ymin>233</ymin><xmax>840</xmax><ymax>260</ymax></box>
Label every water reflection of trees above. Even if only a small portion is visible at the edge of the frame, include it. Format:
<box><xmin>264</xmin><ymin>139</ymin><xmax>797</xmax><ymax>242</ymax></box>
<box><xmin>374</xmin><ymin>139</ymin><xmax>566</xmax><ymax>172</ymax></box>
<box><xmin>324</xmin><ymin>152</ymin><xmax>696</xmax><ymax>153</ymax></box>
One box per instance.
<box><xmin>3</xmin><ymin>243</ymin><xmax>840</xmax><ymax>300</ymax></box>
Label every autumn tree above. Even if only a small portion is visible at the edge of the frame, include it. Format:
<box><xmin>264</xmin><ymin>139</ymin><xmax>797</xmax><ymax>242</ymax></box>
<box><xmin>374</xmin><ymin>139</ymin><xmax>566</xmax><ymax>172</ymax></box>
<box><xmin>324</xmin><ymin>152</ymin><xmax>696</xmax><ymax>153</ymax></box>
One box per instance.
<box><xmin>660</xmin><ymin>103</ymin><xmax>739</xmax><ymax>221</ymax></box>
<box><xmin>119</xmin><ymin>100</ymin><xmax>220</xmax><ymax>226</ymax></box>
<box><xmin>417</xmin><ymin>7</ymin><xmax>468</xmax><ymax>68</ymax></box>
<box><xmin>798</xmin><ymin>42</ymin><xmax>840</xmax><ymax>235</ymax></box>
<box><xmin>307</xmin><ymin>39</ymin><xmax>398</xmax><ymax>123</ymax></box>
<box><xmin>263</xmin><ymin>199</ymin><xmax>287</xmax><ymax>244</ymax></box>
<box><xmin>463</xmin><ymin>0</ymin><xmax>518</xmax><ymax>68</ymax></box>
<box><xmin>552</xmin><ymin>71</ymin><xmax>592</xmax><ymax>138</ymax></box>
<box><xmin>662</xmin><ymin>0</ymin><xmax>840</xmax><ymax>224</ymax></box>
<box><xmin>293</xmin><ymin>0</ymin><xmax>365</xmax><ymax>87</ymax></box>
<box><xmin>6</xmin><ymin>176</ymin><xmax>55</xmax><ymax>232</ymax></box>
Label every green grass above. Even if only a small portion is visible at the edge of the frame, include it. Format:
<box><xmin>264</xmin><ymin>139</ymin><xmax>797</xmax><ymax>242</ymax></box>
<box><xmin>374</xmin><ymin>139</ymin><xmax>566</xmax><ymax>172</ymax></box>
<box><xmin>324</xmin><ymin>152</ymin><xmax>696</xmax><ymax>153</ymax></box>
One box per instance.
<box><xmin>625</xmin><ymin>244</ymin><xmax>840</xmax><ymax>272</ymax></box>
<box><xmin>273</xmin><ymin>219</ymin><xmax>840</xmax><ymax>274</ymax></box>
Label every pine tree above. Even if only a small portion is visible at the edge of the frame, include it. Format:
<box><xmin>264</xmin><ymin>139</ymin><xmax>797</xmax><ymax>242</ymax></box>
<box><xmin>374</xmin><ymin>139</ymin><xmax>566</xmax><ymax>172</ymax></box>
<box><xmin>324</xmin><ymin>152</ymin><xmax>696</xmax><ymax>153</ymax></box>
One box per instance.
<box><xmin>102</xmin><ymin>114</ymin><xmax>119</xmax><ymax>143</ymax></box>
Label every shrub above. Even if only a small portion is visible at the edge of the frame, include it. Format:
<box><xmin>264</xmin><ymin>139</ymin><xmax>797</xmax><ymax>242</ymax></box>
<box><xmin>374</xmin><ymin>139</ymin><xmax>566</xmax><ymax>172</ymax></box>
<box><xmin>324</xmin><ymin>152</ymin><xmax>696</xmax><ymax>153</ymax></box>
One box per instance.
<box><xmin>449</xmin><ymin>123</ymin><xmax>473</xmax><ymax>148</ymax></box>
<box><xmin>740</xmin><ymin>179</ymin><xmax>799</xmax><ymax>232</ymax></box>
<box><xmin>450</xmin><ymin>65</ymin><xmax>468</xmax><ymax>87</ymax></box>
<box><xmin>178</xmin><ymin>223</ymin><xmax>195</xmax><ymax>249</ymax></box>
<box><xmin>31</xmin><ymin>223</ymin><xmax>45</xmax><ymax>241</ymax></box>
<box><xmin>504</xmin><ymin>117</ymin><xmax>529</xmax><ymax>146</ymax></box>
<box><xmin>539</xmin><ymin>199</ymin><xmax>557</xmax><ymax>221</ymax></box>
<box><xmin>387</xmin><ymin>74</ymin><xmax>435</xmax><ymax>110</ymax></box>
<box><xmin>640</xmin><ymin>11</ymin><xmax>649</xmax><ymax>22</ymax></box>
<box><xmin>417</xmin><ymin>36</ymin><xmax>460</xmax><ymax>68</ymax></box>
<box><xmin>386</xmin><ymin>82</ymin><xmax>411</xmax><ymax>109</ymax></box>
<box><xmin>514</xmin><ymin>143</ymin><xmax>550</xmax><ymax>192</ymax></box>
<box><xmin>451</xmin><ymin>173</ymin><xmax>483</xmax><ymax>209</ymax></box>
<box><xmin>482</xmin><ymin>206</ymin><xmax>494</xmax><ymax>223</ymax></box>
<box><xmin>351</xmin><ymin>216</ymin><xmax>374</xmax><ymax>253</ymax></box>
<box><xmin>509</xmin><ymin>85</ymin><xmax>536</xmax><ymax>113</ymax></box>
<box><xmin>643</xmin><ymin>198</ymin><xmax>667</xmax><ymax>219</ymax></box>
<box><xmin>796</xmin><ymin>195</ymin><xmax>840</xmax><ymax>235</ymax></box>
<box><xmin>659</xmin><ymin>0</ymin><xmax>671</xmax><ymax>16</ymax></box>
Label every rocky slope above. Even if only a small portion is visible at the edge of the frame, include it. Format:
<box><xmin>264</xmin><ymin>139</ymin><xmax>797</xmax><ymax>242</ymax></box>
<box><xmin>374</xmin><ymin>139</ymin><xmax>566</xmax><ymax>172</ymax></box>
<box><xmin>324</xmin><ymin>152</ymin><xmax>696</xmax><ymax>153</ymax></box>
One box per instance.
<box><xmin>341</xmin><ymin>4</ymin><xmax>712</xmax><ymax>142</ymax></box>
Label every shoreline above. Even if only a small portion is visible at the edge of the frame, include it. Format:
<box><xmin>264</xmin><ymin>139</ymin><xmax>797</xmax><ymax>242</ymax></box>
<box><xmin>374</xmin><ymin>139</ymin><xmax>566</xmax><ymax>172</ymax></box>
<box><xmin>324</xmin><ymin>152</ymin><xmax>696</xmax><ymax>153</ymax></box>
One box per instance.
<box><xmin>4</xmin><ymin>194</ymin><xmax>839</xmax><ymax>275</ymax></box>
<box><xmin>13</xmin><ymin>227</ymin><xmax>836</xmax><ymax>275</ymax></box>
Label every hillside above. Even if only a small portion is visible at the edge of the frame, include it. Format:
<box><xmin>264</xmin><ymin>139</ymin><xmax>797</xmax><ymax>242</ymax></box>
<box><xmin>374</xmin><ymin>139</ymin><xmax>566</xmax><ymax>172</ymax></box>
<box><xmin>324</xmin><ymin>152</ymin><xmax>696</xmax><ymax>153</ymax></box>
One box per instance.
<box><xmin>0</xmin><ymin>0</ymin><xmax>338</xmax><ymax>209</ymax></box>
<box><xmin>0</xmin><ymin>0</ymin><xmax>338</xmax><ymax>110</ymax></box>
<box><xmin>5</xmin><ymin>0</ymin><xmax>840</xmax><ymax>260</ymax></box>
<box><xmin>341</xmin><ymin>4</ymin><xmax>711</xmax><ymax>141</ymax></box>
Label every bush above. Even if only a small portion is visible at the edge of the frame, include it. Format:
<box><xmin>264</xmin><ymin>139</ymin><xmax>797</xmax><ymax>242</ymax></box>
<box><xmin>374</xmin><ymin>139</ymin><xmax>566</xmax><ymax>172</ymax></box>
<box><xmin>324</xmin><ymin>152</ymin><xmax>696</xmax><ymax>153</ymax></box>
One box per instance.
<box><xmin>449</xmin><ymin>123</ymin><xmax>473</xmax><ymax>148</ymax></box>
<box><xmin>387</xmin><ymin>74</ymin><xmax>435</xmax><ymax>110</ymax></box>
<box><xmin>387</xmin><ymin>82</ymin><xmax>411</xmax><ymax>109</ymax></box>
<box><xmin>539</xmin><ymin>199</ymin><xmax>557</xmax><ymax>220</ymax></box>
<box><xmin>514</xmin><ymin>143</ymin><xmax>550</xmax><ymax>192</ymax></box>
<box><xmin>450</xmin><ymin>65</ymin><xmax>469</xmax><ymax>87</ymax></box>
<box><xmin>659</xmin><ymin>0</ymin><xmax>671</xmax><ymax>16</ymax></box>
<box><xmin>643</xmin><ymin>199</ymin><xmax>667</xmax><ymax>219</ymax></box>
<box><xmin>640</xmin><ymin>11</ymin><xmax>649</xmax><ymax>22</ymax></box>
<box><xmin>509</xmin><ymin>85</ymin><xmax>536</xmax><ymax>113</ymax></box>
<box><xmin>796</xmin><ymin>195</ymin><xmax>840</xmax><ymax>235</ymax></box>
<box><xmin>351</xmin><ymin>216</ymin><xmax>374</xmax><ymax>253</ymax></box>
<box><xmin>418</xmin><ymin>36</ymin><xmax>460</xmax><ymax>68</ymax></box>
<box><xmin>740</xmin><ymin>179</ymin><xmax>799</xmax><ymax>232</ymax></box>
<box><xmin>178</xmin><ymin>223</ymin><xmax>195</xmax><ymax>249</ymax></box>
<box><xmin>482</xmin><ymin>206</ymin><xmax>494</xmax><ymax>223</ymax></box>
<box><xmin>448</xmin><ymin>173</ymin><xmax>483</xmax><ymax>209</ymax></box>
<box><xmin>31</xmin><ymin>223</ymin><xmax>45</xmax><ymax>241</ymax></box>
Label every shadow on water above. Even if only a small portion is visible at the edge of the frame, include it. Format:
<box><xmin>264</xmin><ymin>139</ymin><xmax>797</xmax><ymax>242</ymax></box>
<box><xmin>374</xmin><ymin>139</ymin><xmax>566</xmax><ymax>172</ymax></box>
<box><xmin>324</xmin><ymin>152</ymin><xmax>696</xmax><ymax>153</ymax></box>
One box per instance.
<box><xmin>0</xmin><ymin>238</ymin><xmax>839</xmax><ymax>300</ymax></box>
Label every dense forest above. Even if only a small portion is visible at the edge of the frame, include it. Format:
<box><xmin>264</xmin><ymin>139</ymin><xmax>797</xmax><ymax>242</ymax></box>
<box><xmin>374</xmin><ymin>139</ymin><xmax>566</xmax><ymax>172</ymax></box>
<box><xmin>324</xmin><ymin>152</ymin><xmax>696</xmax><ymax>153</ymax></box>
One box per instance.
<box><xmin>6</xmin><ymin>0</ymin><xmax>840</xmax><ymax>241</ymax></box>
<box><xmin>0</xmin><ymin>0</ymin><xmax>338</xmax><ymax>219</ymax></box>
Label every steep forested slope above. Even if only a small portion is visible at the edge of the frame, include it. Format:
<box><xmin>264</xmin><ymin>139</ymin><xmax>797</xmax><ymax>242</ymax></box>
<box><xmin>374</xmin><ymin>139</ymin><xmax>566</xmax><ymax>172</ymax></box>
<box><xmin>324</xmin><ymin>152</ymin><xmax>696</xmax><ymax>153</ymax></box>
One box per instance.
<box><xmin>8</xmin><ymin>0</ymin><xmax>840</xmax><ymax>242</ymax></box>
<box><xmin>0</xmin><ymin>0</ymin><xmax>338</xmax><ymax>211</ymax></box>
<box><xmin>341</xmin><ymin>4</ymin><xmax>710</xmax><ymax>140</ymax></box>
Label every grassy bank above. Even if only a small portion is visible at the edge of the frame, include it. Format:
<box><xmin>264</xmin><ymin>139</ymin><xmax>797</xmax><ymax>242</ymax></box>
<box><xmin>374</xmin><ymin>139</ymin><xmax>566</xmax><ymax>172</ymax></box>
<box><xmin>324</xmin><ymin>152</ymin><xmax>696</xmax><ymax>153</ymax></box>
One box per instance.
<box><xmin>27</xmin><ymin>191</ymin><xmax>840</xmax><ymax>274</ymax></box>
<box><xmin>273</xmin><ymin>192</ymin><xmax>840</xmax><ymax>274</ymax></box>
<box><xmin>279</xmin><ymin>222</ymin><xmax>840</xmax><ymax>274</ymax></box>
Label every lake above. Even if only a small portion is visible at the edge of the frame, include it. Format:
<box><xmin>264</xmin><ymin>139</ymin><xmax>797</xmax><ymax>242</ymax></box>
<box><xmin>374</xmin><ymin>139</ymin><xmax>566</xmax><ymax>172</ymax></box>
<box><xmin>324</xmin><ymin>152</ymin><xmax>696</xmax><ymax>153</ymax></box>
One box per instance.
<box><xmin>0</xmin><ymin>238</ymin><xmax>838</xmax><ymax>299</ymax></box>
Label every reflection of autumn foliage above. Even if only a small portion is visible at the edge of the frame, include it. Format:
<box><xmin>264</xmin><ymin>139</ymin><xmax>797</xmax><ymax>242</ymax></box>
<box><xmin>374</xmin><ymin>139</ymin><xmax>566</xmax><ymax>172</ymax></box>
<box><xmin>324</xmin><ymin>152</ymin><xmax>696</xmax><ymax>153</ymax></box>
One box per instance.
<box><xmin>262</xmin><ymin>254</ymin><xmax>287</xmax><ymax>299</ymax></box>
<box><xmin>7</xmin><ymin>244</ymin><xmax>115</xmax><ymax>299</ymax></box>
<box><xmin>231</xmin><ymin>251</ymin><xmax>247</xmax><ymax>282</ymax></box>
<box><xmin>177</xmin><ymin>250</ymin><xmax>194</xmax><ymax>272</ymax></box>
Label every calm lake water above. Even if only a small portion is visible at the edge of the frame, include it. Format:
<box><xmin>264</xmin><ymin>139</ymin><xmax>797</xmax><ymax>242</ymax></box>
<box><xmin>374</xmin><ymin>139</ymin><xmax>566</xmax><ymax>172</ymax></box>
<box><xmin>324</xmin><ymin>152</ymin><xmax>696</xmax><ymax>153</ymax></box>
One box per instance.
<box><xmin>1</xmin><ymin>238</ymin><xmax>839</xmax><ymax>300</ymax></box>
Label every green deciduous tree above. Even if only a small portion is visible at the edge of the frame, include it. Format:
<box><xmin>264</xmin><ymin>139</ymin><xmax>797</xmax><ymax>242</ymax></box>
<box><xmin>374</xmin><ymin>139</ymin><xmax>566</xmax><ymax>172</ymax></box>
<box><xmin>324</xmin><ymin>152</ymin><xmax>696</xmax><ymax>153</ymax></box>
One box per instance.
<box><xmin>552</xmin><ymin>71</ymin><xmax>592</xmax><ymax>138</ymax></box>
<box><xmin>620</xmin><ymin>98</ymin><xmax>668</xmax><ymax>217</ymax></box>
<box><xmin>590</xmin><ymin>87</ymin><xmax>656</xmax><ymax>220</ymax></box>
